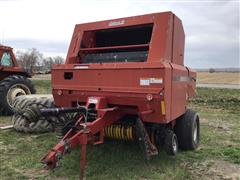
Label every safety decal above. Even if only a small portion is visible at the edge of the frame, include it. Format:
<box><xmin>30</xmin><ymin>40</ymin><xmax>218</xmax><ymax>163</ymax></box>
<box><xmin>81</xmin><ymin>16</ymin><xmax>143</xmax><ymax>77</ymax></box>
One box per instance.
<box><xmin>140</xmin><ymin>78</ymin><xmax>163</xmax><ymax>86</ymax></box>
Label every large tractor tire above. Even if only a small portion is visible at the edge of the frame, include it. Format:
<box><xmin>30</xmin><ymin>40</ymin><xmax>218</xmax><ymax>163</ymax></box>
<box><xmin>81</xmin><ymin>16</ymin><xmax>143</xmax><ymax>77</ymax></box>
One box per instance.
<box><xmin>12</xmin><ymin>95</ymin><xmax>55</xmax><ymax>133</ymax></box>
<box><xmin>174</xmin><ymin>109</ymin><xmax>200</xmax><ymax>150</ymax></box>
<box><xmin>0</xmin><ymin>75</ymin><xmax>36</xmax><ymax>115</ymax></box>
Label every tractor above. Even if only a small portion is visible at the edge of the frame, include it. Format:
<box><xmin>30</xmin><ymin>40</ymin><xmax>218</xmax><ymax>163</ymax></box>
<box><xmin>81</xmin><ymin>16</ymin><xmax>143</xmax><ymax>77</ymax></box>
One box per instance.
<box><xmin>12</xmin><ymin>12</ymin><xmax>200</xmax><ymax>179</ymax></box>
<box><xmin>0</xmin><ymin>45</ymin><xmax>36</xmax><ymax>115</ymax></box>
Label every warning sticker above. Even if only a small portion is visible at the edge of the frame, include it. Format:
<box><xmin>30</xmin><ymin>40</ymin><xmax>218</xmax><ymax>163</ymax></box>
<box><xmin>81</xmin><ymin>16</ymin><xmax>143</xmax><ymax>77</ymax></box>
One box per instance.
<box><xmin>140</xmin><ymin>78</ymin><xmax>163</xmax><ymax>86</ymax></box>
<box><xmin>88</xmin><ymin>98</ymin><xmax>98</xmax><ymax>104</ymax></box>
<box><xmin>150</xmin><ymin>78</ymin><xmax>163</xmax><ymax>84</ymax></box>
<box><xmin>140</xmin><ymin>79</ymin><xmax>150</xmax><ymax>86</ymax></box>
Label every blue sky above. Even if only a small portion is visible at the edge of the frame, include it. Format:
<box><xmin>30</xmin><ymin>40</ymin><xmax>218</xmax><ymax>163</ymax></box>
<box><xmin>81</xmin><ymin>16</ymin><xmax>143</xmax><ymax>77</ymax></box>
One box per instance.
<box><xmin>0</xmin><ymin>0</ymin><xmax>239</xmax><ymax>69</ymax></box>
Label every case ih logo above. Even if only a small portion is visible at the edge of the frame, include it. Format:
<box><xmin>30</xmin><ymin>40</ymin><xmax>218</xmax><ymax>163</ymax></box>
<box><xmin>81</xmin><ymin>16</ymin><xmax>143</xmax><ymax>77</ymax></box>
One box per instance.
<box><xmin>108</xmin><ymin>20</ymin><xmax>125</xmax><ymax>26</ymax></box>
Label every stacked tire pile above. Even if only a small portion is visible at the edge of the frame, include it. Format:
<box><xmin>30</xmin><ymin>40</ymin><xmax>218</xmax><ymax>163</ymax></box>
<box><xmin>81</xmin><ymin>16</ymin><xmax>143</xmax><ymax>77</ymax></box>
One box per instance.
<box><xmin>12</xmin><ymin>95</ymin><xmax>55</xmax><ymax>133</ymax></box>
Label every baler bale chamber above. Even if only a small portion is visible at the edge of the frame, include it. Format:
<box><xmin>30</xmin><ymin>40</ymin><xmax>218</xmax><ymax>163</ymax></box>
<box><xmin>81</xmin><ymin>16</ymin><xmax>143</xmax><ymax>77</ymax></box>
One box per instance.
<box><xmin>41</xmin><ymin>12</ymin><xmax>199</xmax><ymax>179</ymax></box>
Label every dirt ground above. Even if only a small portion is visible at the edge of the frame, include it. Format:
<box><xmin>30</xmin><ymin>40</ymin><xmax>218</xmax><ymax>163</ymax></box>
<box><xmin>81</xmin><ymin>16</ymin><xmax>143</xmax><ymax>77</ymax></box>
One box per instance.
<box><xmin>182</xmin><ymin>159</ymin><xmax>240</xmax><ymax>180</ymax></box>
<box><xmin>184</xmin><ymin>117</ymin><xmax>240</xmax><ymax>180</ymax></box>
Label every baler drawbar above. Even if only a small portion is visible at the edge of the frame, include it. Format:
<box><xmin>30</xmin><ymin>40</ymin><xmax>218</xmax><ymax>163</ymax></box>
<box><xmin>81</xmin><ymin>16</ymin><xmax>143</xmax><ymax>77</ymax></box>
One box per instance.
<box><xmin>41</xmin><ymin>97</ymin><xmax>158</xmax><ymax>179</ymax></box>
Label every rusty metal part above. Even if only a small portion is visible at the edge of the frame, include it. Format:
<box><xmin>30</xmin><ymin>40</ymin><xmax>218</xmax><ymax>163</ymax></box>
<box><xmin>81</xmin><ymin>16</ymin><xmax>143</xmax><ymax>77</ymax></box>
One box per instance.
<box><xmin>136</xmin><ymin>118</ymin><xmax>158</xmax><ymax>161</ymax></box>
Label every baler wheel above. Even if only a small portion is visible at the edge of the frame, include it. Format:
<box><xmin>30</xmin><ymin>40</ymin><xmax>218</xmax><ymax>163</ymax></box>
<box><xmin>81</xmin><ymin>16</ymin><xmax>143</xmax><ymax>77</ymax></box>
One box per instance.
<box><xmin>11</xmin><ymin>95</ymin><xmax>55</xmax><ymax>133</ymax></box>
<box><xmin>174</xmin><ymin>109</ymin><xmax>200</xmax><ymax>150</ymax></box>
<box><xmin>0</xmin><ymin>75</ymin><xmax>36</xmax><ymax>115</ymax></box>
<box><xmin>164</xmin><ymin>130</ymin><xmax>178</xmax><ymax>155</ymax></box>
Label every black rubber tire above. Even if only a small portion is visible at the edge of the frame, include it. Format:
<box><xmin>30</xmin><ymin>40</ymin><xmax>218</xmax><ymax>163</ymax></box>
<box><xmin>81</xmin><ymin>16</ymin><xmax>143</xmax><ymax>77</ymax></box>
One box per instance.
<box><xmin>12</xmin><ymin>95</ymin><xmax>34</xmax><ymax>114</ymax></box>
<box><xmin>0</xmin><ymin>75</ymin><xmax>36</xmax><ymax>115</ymax></box>
<box><xmin>164</xmin><ymin>130</ymin><xmax>178</xmax><ymax>156</ymax></box>
<box><xmin>22</xmin><ymin>97</ymin><xmax>54</xmax><ymax>122</ymax></box>
<box><xmin>12</xmin><ymin>114</ymin><xmax>53</xmax><ymax>133</ymax></box>
<box><xmin>174</xmin><ymin>109</ymin><xmax>200</xmax><ymax>150</ymax></box>
<box><xmin>54</xmin><ymin>113</ymin><xmax>81</xmax><ymax>139</ymax></box>
<box><xmin>12</xmin><ymin>95</ymin><xmax>54</xmax><ymax>133</ymax></box>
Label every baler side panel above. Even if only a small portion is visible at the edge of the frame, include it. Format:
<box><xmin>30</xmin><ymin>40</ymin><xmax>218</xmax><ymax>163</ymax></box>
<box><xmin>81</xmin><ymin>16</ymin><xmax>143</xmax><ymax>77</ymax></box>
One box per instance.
<box><xmin>148</xmin><ymin>13</ymin><xmax>173</xmax><ymax>62</ymax></box>
<box><xmin>66</xmin><ymin>26</ymin><xmax>83</xmax><ymax>64</ymax></box>
<box><xmin>187</xmin><ymin>68</ymin><xmax>197</xmax><ymax>97</ymax></box>
<box><xmin>172</xmin><ymin>15</ymin><xmax>185</xmax><ymax>65</ymax></box>
<box><xmin>170</xmin><ymin>64</ymin><xmax>188</xmax><ymax>120</ymax></box>
<box><xmin>162</xmin><ymin>63</ymin><xmax>172</xmax><ymax>122</ymax></box>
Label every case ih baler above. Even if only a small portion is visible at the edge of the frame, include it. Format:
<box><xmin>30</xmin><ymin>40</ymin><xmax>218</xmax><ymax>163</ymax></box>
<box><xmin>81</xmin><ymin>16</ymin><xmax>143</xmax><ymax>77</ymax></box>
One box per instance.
<box><xmin>41</xmin><ymin>12</ymin><xmax>199</xmax><ymax>179</ymax></box>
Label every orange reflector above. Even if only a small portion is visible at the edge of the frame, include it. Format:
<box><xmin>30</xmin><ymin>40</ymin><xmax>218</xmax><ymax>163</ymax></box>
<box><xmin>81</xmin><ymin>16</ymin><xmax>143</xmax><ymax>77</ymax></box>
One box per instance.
<box><xmin>57</xmin><ymin>90</ymin><xmax>63</xmax><ymax>96</ymax></box>
<box><xmin>146</xmin><ymin>94</ymin><xmax>153</xmax><ymax>101</ymax></box>
<box><xmin>161</xmin><ymin>101</ymin><xmax>166</xmax><ymax>115</ymax></box>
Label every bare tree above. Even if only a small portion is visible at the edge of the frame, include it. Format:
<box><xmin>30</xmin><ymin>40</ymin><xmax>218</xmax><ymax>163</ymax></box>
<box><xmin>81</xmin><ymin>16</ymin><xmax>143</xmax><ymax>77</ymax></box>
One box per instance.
<box><xmin>16</xmin><ymin>48</ymin><xmax>64</xmax><ymax>73</ymax></box>
<box><xmin>16</xmin><ymin>48</ymin><xmax>43</xmax><ymax>73</ymax></box>
<box><xmin>42</xmin><ymin>57</ymin><xmax>54</xmax><ymax>72</ymax></box>
<box><xmin>53</xmin><ymin>56</ymin><xmax>64</xmax><ymax>64</ymax></box>
<box><xmin>42</xmin><ymin>56</ymin><xmax>64</xmax><ymax>72</ymax></box>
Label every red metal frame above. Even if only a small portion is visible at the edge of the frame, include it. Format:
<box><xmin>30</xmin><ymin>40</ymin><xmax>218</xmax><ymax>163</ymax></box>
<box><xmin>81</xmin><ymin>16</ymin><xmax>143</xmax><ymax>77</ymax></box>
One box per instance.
<box><xmin>42</xmin><ymin>97</ymin><xmax>125</xmax><ymax>179</ymax></box>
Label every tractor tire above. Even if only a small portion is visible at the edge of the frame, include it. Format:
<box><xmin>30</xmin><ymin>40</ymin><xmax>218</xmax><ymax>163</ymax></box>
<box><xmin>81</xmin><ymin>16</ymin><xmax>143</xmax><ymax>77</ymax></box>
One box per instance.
<box><xmin>174</xmin><ymin>109</ymin><xmax>200</xmax><ymax>150</ymax></box>
<box><xmin>164</xmin><ymin>130</ymin><xmax>178</xmax><ymax>155</ymax></box>
<box><xmin>0</xmin><ymin>75</ymin><xmax>36</xmax><ymax>115</ymax></box>
<box><xmin>12</xmin><ymin>115</ymin><xmax>53</xmax><ymax>133</ymax></box>
<box><xmin>12</xmin><ymin>95</ymin><xmax>55</xmax><ymax>133</ymax></box>
<box><xmin>54</xmin><ymin>113</ymin><xmax>81</xmax><ymax>139</ymax></box>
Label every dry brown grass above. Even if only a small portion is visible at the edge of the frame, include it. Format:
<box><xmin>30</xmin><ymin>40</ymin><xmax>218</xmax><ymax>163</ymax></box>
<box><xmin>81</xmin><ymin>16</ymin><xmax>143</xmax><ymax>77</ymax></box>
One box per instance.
<box><xmin>197</xmin><ymin>72</ymin><xmax>240</xmax><ymax>85</ymax></box>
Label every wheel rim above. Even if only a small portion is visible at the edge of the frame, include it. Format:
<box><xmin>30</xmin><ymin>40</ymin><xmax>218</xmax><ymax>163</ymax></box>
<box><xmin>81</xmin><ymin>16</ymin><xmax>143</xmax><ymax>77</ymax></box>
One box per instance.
<box><xmin>193</xmin><ymin>120</ymin><xmax>198</xmax><ymax>143</ymax></box>
<box><xmin>7</xmin><ymin>84</ymin><xmax>31</xmax><ymax>107</ymax></box>
<box><xmin>172</xmin><ymin>135</ymin><xmax>177</xmax><ymax>153</ymax></box>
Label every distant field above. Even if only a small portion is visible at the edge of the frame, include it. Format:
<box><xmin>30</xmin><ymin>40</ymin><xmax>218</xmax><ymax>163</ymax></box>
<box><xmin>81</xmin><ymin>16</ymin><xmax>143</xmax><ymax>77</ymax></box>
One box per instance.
<box><xmin>31</xmin><ymin>74</ymin><xmax>51</xmax><ymax>80</ymax></box>
<box><xmin>32</xmin><ymin>72</ymin><xmax>240</xmax><ymax>85</ymax></box>
<box><xmin>197</xmin><ymin>72</ymin><xmax>240</xmax><ymax>85</ymax></box>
